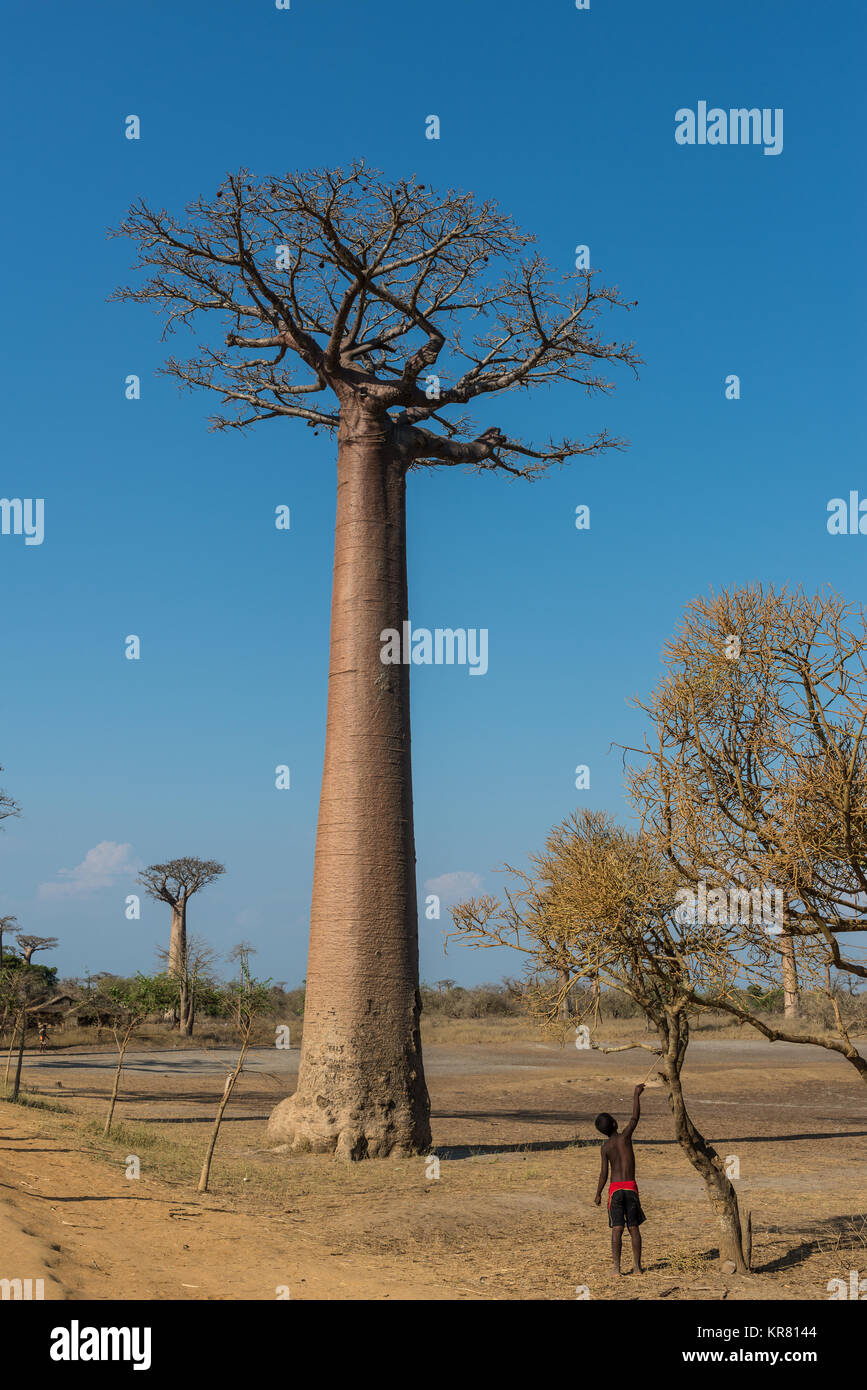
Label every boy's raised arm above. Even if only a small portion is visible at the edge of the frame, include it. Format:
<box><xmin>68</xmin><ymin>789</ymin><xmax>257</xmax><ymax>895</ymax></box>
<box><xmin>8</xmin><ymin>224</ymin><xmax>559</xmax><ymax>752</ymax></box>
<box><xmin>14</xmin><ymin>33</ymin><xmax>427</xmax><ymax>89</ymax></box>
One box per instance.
<box><xmin>622</xmin><ymin>1083</ymin><xmax>645</xmax><ymax>1138</ymax></box>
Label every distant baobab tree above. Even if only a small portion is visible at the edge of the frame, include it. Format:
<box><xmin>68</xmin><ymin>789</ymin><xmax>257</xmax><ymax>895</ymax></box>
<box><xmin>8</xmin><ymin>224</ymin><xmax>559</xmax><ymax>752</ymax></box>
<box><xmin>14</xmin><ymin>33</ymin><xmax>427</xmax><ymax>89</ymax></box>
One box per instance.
<box><xmin>17</xmin><ymin>935</ymin><xmax>59</xmax><ymax>966</ymax></box>
<box><xmin>138</xmin><ymin>858</ymin><xmax>225</xmax><ymax>1035</ymax></box>
<box><xmin>114</xmin><ymin>162</ymin><xmax>638</xmax><ymax>1158</ymax></box>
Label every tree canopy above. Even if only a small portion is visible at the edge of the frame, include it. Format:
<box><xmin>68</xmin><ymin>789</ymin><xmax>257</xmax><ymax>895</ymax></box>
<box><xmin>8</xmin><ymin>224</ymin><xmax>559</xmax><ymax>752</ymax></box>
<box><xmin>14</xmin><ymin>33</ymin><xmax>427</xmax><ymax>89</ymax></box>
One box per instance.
<box><xmin>138</xmin><ymin>858</ymin><xmax>226</xmax><ymax>904</ymax></box>
<box><xmin>112</xmin><ymin>161</ymin><xmax>639</xmax><ymax>477</ymax></box>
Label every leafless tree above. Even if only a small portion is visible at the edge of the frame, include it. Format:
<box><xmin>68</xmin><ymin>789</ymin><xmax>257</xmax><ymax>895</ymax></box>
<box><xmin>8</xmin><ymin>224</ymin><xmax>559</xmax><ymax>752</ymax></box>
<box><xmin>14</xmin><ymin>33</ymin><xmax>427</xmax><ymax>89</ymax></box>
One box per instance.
<box><xmin>101</xmin><ymin>974</ymin><xmax>176</xmax><ymax>1135</ymax></box>
<box><xmin>227</xmin><ymin>940</ymin><xmax>256</xmax><ymax>984</ymax></box>
<box><xmin>197</xmin><ymin>974</ymin><xmax>273</xmax><ymax>1194</ymax></box>
<box><xmin>155</xmin><ymin>932</ymin><xmax>220</xmax><ymax>1037</ymax></box>
<box><xmin>113</xmin><ymin>162</ymin><xmax>638</xmax><ymax>1157</ymax></box>
<box><xmin>138</xmin><ymin>858</ymin><xmax>225</xmax><ymax>1035</ymax></box>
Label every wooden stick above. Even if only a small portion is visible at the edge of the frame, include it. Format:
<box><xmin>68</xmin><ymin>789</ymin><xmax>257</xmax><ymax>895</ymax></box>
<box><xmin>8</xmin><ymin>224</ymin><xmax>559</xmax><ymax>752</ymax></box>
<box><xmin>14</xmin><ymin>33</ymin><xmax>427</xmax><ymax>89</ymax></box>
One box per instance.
<box><xmin>638</xmin><ymin>1054</ymin><xmax>663</xmax><ymax>1086</ymax></box>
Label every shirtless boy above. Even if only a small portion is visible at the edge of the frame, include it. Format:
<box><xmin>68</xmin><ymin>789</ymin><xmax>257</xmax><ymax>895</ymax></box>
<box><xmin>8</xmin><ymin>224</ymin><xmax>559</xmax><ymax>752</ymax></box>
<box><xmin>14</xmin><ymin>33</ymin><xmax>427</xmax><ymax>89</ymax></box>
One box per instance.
<box><xmin>594</xmin><ymin>1083</ymin><xmax>647</xmax><ymax>1276</ymax></box>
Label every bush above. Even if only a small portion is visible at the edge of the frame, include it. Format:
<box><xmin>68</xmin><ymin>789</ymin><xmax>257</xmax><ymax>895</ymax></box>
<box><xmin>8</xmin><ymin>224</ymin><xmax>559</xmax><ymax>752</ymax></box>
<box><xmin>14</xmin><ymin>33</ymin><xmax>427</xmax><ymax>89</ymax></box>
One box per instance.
<box><xmin>419</xmin><ymin>980</ymin><xmax>522</xmax><ymax>1019</ymax></box>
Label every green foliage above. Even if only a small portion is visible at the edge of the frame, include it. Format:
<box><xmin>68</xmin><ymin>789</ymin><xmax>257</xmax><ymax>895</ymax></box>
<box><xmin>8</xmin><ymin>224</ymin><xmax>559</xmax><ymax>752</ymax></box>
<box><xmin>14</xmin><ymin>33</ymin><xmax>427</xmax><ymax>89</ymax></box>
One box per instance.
<box><xmin>214</xmin><ymin>975</ymin><xmax>276</xmax><ymax>1037</ymax></box>
<box><xmin>271</xmin><ymin>983</ymin><xmax>305</xmax><ymax>1018</ymax></box>
<box><xmin>192</xmin><ymin>979</ymin><xmax>223</xmax><ymax>1018</ymax></box>
<box><xmin>741</xmin><ymin>984</ymin><xmax>785</xmax><ymax>1012</ymax></box>
<box><xmin>103</xmin><ymin>972</ymin><xmax>178</xmax><ymax>1024</ymax></box>
<box><xmin>0</xmin><ymin>961</ymin><xmax>54</xmax><ymax>1012</ymax></box>
<box><xmin>0</xmin><ymin>956</ymin><xmax>57</xmax><ymax>989</ymax></box>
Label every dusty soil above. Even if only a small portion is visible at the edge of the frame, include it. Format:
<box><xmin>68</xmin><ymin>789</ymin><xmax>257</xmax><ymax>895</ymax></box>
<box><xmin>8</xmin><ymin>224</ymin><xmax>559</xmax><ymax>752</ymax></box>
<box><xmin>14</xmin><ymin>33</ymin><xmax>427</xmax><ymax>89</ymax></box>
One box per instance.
<box><xmin>1</xmin><ymin>1027</ymin><xmax>865</xmax><ymax>1300</ymax></box>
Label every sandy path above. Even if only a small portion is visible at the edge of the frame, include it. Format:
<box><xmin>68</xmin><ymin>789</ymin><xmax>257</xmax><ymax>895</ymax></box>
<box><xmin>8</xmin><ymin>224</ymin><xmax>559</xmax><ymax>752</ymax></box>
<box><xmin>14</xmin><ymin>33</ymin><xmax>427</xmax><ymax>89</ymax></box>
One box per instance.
<box><xmin>0</xmin><ymin>1109</ymin><xmax>474</xmax><ymax>1300</ymax></box>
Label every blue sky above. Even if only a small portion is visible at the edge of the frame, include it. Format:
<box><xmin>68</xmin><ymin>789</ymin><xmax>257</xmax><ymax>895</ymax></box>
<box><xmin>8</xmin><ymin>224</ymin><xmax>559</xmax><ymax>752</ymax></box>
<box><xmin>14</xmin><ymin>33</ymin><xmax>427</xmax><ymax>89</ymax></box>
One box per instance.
<box><xmin>1</xmin><ymin>0</ymin><xmax>864</xmax><ymax>986</ymax></box>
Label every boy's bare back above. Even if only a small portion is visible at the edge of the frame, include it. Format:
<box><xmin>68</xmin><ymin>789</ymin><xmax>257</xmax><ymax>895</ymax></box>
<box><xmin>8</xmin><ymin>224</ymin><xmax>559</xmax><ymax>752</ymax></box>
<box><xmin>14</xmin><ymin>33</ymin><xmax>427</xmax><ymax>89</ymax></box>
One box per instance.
<box><xmin>601</xmin><ymin>1128</ymin><xmax>636</xmax><ymax>1183</ymax></box>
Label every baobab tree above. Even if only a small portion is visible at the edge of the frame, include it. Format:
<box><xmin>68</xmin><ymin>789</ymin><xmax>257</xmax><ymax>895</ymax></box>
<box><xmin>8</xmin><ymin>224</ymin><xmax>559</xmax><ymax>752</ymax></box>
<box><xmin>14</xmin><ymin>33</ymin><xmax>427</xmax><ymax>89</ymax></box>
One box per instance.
<box><xmin>114</xmin><ymin>162</ymin><xmax>638</xmax><ymax>1157</ymax></box>
<box><xmin>16</xmin><ymin>935</ymin><xmax>59</xmax><ymax>967</ymax></box>
<box><xmin>138</xmin><ymin>858</ymin><xmax>225</xmax><ymax>1035</ymax></box>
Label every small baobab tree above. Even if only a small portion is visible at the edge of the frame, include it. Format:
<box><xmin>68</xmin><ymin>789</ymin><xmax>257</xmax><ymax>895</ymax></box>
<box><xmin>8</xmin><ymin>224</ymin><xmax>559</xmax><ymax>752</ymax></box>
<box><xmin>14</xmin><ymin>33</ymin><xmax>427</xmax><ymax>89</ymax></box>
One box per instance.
<box><xmin>113</xmin><ymin>163</ymin><xmax>638</xmax><ymax>1157</ymax></box>
<box><xmin>138</xmin><ymin>858</ymin><xmax>225</xmax><ymax>1036</ymax></box>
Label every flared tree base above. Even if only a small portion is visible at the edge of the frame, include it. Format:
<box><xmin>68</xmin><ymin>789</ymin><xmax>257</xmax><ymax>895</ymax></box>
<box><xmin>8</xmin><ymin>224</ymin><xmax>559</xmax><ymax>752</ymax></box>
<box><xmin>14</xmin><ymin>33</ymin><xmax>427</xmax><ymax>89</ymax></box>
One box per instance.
<box><xmin>267</xmin><ymin>1071</ymin><xmax>431</xmax><ymax>1160</ymax></box>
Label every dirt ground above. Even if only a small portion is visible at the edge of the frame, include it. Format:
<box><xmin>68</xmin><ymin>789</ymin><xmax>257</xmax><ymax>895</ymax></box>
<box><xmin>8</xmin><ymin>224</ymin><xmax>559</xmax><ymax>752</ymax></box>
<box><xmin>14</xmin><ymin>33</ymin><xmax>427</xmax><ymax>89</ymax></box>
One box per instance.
<box><xmin>1</xmin><ymin>1024</ymin><xmax>865</xmax><ymax>1301</ymax></box>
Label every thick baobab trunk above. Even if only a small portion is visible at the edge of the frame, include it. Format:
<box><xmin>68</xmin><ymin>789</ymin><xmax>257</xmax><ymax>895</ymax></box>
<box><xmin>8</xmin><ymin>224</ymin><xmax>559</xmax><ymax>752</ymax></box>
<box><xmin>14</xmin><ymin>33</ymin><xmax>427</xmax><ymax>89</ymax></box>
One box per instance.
<box><xmin>168</xmin><ymin>898</ymin><xmax>194</xmax><ymax>1034</ymax></box>
<box><xmin>660</xmin><ymin>1012</ymin><xmax>750</xmax><ymax>1274</ymax></box>
<box><xmin>168</xmin><ymin>898</ymin><xmax>187</xmax><ymax>978</ymax></box>
<box><xmin>268</xmin><ymin>406</ymin><xmax>431</xmax><ymax>1159</ymax></box>
<box><xmin>779</xmin><ymin>931</ymin><xmax>800</xmax><ymax>1019</ymax></box>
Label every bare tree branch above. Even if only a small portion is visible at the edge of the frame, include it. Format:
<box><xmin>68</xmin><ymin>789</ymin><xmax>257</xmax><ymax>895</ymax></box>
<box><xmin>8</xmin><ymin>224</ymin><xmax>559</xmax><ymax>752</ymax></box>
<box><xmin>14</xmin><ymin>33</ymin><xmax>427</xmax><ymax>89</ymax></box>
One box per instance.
<box><xmin>111</xmin><ymin>161</ymin><xmax>638</xmax><ymax>477</ymax></box>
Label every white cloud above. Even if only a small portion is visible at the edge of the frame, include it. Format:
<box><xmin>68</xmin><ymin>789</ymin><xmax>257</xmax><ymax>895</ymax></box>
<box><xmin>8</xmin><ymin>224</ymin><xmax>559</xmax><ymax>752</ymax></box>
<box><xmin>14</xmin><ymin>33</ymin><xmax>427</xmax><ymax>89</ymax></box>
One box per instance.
<box><xmin>39</xmin><ymin>841</ymin><xmax>139</xmax><ymax>899</ymax></box>
<box><xmin>423</xmin><ymin>870</ymin><xmax>482</xmax><ymax>906</ymax></box>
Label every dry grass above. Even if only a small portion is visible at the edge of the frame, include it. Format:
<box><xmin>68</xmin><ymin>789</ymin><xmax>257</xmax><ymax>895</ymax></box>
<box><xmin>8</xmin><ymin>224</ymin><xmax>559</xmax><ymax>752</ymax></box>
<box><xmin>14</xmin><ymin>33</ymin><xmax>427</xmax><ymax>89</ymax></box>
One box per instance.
<box><xmin>661</xmin><ymin>1246</ymin><xmax>713</xmax><ymax>1275</ymax></box>
<box><xmin>817</xmin><ymin>1214</ymin><xmax>867</xmax><ymax>1255</ymax></box>
<box><xmin>1</xmin><ymin>1089</ymin><xmax>71</xmax><ymax>1113</ymax></box>
<box><xmin>13</xmin><ymin>1008</ymin><xmax>864</xmax><ymax>1058</ymax></box>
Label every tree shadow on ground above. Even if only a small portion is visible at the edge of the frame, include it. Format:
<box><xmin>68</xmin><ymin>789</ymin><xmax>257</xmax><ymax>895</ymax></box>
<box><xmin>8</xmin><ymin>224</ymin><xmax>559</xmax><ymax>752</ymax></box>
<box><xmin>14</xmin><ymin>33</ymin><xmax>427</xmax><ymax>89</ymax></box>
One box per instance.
<box><xmin>754</xmin><ymin>1212</ymin><xmax>867</xmax><ymax>1273</ymax></box>
<box><xmin>434</xmin><ymin>1138</ymin><xmax>593</xmax><ymax>1159</ymax></box>
<box><xmin>129</xmin><ymin>1113</ymin><xmax>264</xmax><ymax>1125</ymax></box>
<box><xmin>432</xmin><ymin>1109</ymin><xmax>867</xmax><ymax>1148</ymax></box>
